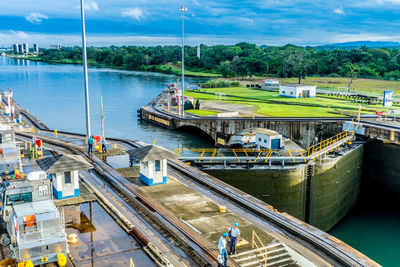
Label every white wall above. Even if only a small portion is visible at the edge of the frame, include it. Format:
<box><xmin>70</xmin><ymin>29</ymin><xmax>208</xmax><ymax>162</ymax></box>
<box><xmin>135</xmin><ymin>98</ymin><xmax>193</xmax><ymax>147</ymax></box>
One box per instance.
<box><xmin>279</xmin><ymin>85</ymin><xmax>298</xmax><ymax>97</ymax></box>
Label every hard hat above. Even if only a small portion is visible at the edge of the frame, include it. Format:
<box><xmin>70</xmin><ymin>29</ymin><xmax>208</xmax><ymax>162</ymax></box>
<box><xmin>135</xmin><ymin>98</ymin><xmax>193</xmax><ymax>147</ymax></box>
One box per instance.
<box><xmin>233</xmin><ymin>222</ymin><xmax>239</xmax><ymax>227</ymax></box>
<box><xmin>223</xmin><ymin>232</ymin><xmax>228</xmax><ymax>237</ymax></box>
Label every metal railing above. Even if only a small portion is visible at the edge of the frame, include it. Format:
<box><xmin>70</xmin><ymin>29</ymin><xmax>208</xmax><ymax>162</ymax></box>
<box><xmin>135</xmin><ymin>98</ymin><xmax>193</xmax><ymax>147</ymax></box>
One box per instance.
<box><xmin>306</xmin><ymin>130</ymin><xmax>354</xmax><ymax>160</ymax></box>
<box><xmin>251</xmin><ymin>230</ymin><xmax>267</xmax><ymax>266</ymax></box>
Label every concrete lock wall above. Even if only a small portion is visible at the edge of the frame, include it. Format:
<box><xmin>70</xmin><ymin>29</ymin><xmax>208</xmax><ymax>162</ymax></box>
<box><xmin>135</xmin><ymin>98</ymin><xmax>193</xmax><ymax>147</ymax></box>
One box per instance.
<box><xmin>204</xmin><ymin>146</ymin><xmax>363</xmax><ymax>231</ymax></box>
<box><xmin>204</xmin><ymin>166</ymin><xmax>308</xmax><ymax>221</ymax></box>
<box><xmin>309</xmin><ymin>145</ymin><xmax>363</xmax><ymax>231</ymax></box>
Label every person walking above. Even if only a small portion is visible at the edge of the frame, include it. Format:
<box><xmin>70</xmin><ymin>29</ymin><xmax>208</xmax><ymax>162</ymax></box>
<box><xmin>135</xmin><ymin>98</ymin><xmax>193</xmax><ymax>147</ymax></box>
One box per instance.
<box><xmin>101</xmin><ymin>137</ymin><xmax>107</xmax><ymax>154</ymax></box>
<box><xmin>229</xmin><ymin>222</ymin><xmax>240</xmax><ymax>255</ymax></box>
<box><xmin>218</xmin><ymin>232</ymin><xmax>229</xmax><ymax>267</ymax></box>
<box><xmin>88</xmin><ymin>136</ymin><xmax>94</xmax><ymax>156</ymax></box>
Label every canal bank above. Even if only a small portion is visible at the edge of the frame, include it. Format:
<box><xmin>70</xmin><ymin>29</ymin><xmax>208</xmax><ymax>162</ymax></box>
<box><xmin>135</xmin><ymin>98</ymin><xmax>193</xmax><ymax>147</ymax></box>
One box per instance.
<box><xmin>1</xmin><ymin>56</ymin><xmax>398</xmax><ymax>266</ymax></box>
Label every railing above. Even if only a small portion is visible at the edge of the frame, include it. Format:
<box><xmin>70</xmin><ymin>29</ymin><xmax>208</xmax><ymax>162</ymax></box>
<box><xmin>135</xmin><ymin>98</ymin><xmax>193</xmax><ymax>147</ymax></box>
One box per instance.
<box><xmin>306</xmin><ymin>130</ymin><xmax>354</xmax><ymax>160</ymax></box>
<box><xmin>252</xmin><ymin>230</ymin><xmax>267</xmax><ymax>266</ymax></box>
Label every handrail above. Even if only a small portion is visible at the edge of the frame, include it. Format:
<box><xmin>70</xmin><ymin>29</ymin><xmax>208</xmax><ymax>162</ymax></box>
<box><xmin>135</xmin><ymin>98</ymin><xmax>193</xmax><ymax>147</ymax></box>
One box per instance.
<box><xmin>252</xmin><ymin>230</ymin><xmax>267</xmax><ymax>266</ymax></box>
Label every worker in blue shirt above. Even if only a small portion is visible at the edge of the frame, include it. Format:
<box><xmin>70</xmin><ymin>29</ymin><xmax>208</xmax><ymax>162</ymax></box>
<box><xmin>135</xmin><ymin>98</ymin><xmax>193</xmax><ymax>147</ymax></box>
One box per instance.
<box><xmin>229</xmin><ymin>222</ymin><xmax>240</xmax><ymax>255</ymax></box>
<box><xmin>101</xmin><ymin>137</ymin><xmax>107</xmax><ymax>154</ymax></box>
<box><xmin>218</xmin><ymin>232</ymin><xmax>229</xmax><ymax>267</ymax></box>
<box><xmin>88</xmin><ymin>136</ymin><xmax>94</xmax><ymax>156</ymax></box>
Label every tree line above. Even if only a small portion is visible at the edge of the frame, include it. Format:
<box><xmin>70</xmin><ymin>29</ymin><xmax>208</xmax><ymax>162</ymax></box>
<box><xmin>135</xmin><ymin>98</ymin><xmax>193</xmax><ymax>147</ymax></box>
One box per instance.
<box><xmin>39</xmin><ymin>43</ymin><xmax>400</xmax><ymax>82</ymax></box>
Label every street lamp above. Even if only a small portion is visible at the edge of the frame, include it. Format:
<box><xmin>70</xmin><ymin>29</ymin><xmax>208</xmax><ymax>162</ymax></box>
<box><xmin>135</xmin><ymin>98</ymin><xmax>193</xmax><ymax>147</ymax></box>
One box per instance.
<box><xmin>179</xmin><ymin>6</ymin><xmax>187</xmax><ymax>117</ymax></box>
<box><xmin>80</xmin><ymin>0</ymin><xmax>91</xmax><ymax>138</ymax></box>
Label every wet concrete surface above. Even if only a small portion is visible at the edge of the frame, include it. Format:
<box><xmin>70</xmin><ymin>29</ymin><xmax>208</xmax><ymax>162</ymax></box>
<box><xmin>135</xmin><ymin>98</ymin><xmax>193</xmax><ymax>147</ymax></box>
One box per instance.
<box><xmin>65</xmin><ymin>202</ymin><xmax>155</xmax><ymax>267</ymax></box>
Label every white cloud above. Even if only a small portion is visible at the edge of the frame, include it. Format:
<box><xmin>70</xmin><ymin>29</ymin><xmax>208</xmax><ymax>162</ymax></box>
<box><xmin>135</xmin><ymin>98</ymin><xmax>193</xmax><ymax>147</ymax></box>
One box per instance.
<box><xmin>121</xmin><ymin>7</ymin><xmax>145</xmax><ymax>21</ymax></box>
<box><xmin>333</xmin><ymin>7</ymin><xmax>345</xmax><ymax>15</ymax></box>
<box><xmin>74</xmin><ymin>1</ymin><xmax>99</xmax><ymax>12</ymax></box>
<box><xmin>377</xmin><ymin>0</ymin><xmax>400</xmax><ymax>4</ymax></box>
<box><xmin>239</xmin><ymin>17</ymin><xmax>254</xmax><ymax>24</ymax></box>
<box><xmin>85</xmin><ymin>1</ymin><xmax>99</xmax><ymax>11</ymax></box>
<box><xmin>9</xmin><ymin>30</ymin><xmax>29</xmax><ymax>39</ymax></box>
<box><xmin>25</xmin><ymin>12</ymin><xmax>48</xmax><ymax>24</ymax></box>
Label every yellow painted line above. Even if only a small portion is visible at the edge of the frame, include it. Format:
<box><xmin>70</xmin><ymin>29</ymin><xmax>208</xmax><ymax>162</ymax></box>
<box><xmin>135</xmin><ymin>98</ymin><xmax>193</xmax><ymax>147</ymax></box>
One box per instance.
<box><xmin>288</xmin><ymin>150</ymin><xmax>295</xmax><ymax>162</ymax></box>
<box><xmin>232</xmin><ymin>149</ymin><xmax>240</xmax><ymax>163</ymax></box>
<box><xmin>198</xmin><ymin>149</ymin><xmax>206</xmax><ymax>162</ymax></box>
<box><xmin>210</xmin><ymin>149</ymin><xmax>217</xmax><ymax>163</ymax></box>
<box><xmin>254</xmin><ymin>151</ymin><xmax>262</xmax><ymax>163</ymax></box>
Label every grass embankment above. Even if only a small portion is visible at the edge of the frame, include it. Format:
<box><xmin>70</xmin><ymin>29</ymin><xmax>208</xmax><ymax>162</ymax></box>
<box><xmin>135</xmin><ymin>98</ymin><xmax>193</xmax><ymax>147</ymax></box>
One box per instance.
<box><xmin>185</xmin><ymin>87</ymin><xmax>400</xmax><ymax>117</ymax></box>
<box><xmin>281</xmin><ymin>77</ymin><xmax>400</xmax><ymax>94</ymax></box>
<box><xmin>185</xmin><ymin>109</ymin><xmax>218</xmax><ymax>116</ymax></box>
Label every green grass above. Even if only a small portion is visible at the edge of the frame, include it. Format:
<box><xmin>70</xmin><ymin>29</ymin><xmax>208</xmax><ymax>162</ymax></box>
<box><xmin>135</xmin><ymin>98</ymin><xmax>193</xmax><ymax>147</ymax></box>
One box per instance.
<box><xmin>281</xmin><ymin>77</ymin><xmax>400</xmax><ymax>94</ymax></box>
<box><xmin>185</xmin><ymin>87</ymin><xmax>399</xmax><ymax>117</ymax></box>
<box><xmin>185</xmin><ymin>109</ymin><xmax>218</xmax><ymax>116</ymax></box>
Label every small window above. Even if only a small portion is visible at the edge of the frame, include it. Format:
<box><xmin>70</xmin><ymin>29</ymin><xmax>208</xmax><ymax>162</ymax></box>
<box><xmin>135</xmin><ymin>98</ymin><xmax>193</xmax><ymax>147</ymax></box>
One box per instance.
<box><xmin>64</xmin><ymin>172</ymin><xmax>71</xmax><ymax>184</ymax></box>
<box><xmin>290</xmin><ymin>92</ymin><xmax>293</xmax><ymax>95</ymax></box>
<box><xmin>155</xmin><ymin>160</ymin><xmax>161</xmax><ymax>171</ymax></box>
<box><xmin>258</xmin><ymin>138</ymin><xmax>261</xmax><ymax>141</ymax></box>
<box><xmin>7</xmin><ymin>192</ymin><xmax>32</xmax><ymax>205</ymax></box>
<box><xmin>264</xmin><ymin>139</ymin><xmax>267</xmax><ymax>143</ymax></box>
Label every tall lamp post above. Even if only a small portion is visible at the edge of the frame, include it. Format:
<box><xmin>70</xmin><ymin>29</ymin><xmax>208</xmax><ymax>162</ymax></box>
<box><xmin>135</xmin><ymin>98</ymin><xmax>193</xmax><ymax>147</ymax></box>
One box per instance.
<box><xmin>179</xmin><ymin>6</ymin><xmax>187</xmax><ymax>117</ymax></box>
<box><xmin>80</xmin><ymin>0</ymin><xmax>91</xmax><ymax>138</ymax></box>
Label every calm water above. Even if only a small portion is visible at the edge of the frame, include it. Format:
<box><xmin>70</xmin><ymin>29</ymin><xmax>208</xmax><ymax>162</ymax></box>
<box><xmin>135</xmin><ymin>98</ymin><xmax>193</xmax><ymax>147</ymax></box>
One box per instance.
<box><xmin>0</xmin><ymin>56</ymin><xmax>211</xmax><ymax>150</ymax></box>
<box><xmin>1</xmin><ymin>56</ymin><xmax>398</xmax><ymax>266</ymax></box>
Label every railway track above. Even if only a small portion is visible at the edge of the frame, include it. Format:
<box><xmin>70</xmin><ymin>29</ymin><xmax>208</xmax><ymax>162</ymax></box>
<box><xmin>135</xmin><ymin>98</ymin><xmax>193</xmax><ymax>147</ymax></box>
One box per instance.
<box><xmin>15</xmin><ymin>107</ymin><xmax>380</xmax><ymax>266</ymax></box>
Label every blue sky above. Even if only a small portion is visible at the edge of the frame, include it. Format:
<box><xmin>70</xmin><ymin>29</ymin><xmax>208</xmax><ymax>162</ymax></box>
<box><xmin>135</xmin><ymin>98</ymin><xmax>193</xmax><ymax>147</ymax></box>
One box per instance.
<box><xmin>2</xmin><ymin>0</ymin><xmax>400</xmax><ymax>47</ymax></box>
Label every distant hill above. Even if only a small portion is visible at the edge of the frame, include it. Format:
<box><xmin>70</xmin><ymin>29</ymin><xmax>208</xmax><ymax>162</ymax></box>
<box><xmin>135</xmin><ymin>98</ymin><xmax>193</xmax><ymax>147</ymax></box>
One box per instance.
<box><xmin>316</xmin><ymin>41</ymin><xmax>400</xmax><ymax>50</ymax></box>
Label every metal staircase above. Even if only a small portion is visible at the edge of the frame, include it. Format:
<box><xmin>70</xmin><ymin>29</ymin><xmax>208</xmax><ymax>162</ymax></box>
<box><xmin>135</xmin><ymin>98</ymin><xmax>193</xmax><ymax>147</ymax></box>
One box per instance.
<box><xmin>231</xmin><ymin>241</ymin><xmax>298</xmax><ymax>267</ymax></box>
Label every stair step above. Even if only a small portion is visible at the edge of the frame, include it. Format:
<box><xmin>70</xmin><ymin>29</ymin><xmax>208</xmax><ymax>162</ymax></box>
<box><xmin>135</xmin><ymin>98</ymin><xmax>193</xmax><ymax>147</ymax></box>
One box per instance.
<box><xmin>233</xmin><ymin>248</ymin><xmax>286</xmax><ymax>262</ymax></box>
<box><xmin>267</xmin><ymin>258</ymin><xmax>296</xmax><ymax>267</ymax></box>
<box><xmin>236</xmin><ymin>252</ymin><xmax>290</xmax><ymax>267</ymax></box>
<box><xmin>231</xmin><ymin>243</ymin><xmax>282</xmax><ymax>258</ymax></box>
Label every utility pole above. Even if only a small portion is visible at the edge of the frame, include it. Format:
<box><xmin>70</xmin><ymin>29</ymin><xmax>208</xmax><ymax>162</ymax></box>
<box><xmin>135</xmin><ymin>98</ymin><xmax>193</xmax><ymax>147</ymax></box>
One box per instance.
<box><xmin>80</xmin><ymin>0</ymin><xmax>91</xmax><ymax>138</ymax></box>
<box><xmin>179</xmin><ymin>6</ymin><xmax>187</xmax><ymax>117</ymax></box>
<box><xmin>101</xmin><ymin>96</ymin><xmax>104</xmax><ymax>138</ymax></box>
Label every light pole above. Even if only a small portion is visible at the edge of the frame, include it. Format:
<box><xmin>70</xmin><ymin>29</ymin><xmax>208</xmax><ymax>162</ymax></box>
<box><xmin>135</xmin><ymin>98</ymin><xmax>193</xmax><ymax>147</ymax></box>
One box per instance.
<box><xmin>179</xmin><ymin>6</ymin><xmax>187</xmax><ymax>117</ymax></box>
<box><xmin>80</xmin><ymin>0</ymin><xmax>91</xmax><ymax>138</ymax></box>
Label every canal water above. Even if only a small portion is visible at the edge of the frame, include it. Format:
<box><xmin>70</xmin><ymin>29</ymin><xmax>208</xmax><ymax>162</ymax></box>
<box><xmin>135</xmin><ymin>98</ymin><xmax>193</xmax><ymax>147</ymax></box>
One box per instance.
<box><xmin>0</xmin><ymin>56</ymin><xmax>398</xmax><ymax>266</ymax></box>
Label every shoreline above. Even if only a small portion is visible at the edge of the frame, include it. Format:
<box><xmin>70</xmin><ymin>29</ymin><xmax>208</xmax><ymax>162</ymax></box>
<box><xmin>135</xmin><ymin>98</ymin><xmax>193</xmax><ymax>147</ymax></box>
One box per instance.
<box><xmin>5</xmin><ymin>54</ymin><xmax>221</xmax><ymax>78</ymax></box>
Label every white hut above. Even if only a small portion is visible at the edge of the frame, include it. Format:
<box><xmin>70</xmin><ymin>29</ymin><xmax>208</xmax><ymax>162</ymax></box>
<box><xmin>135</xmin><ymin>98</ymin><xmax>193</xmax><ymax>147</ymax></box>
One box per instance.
<box><xmin>37</xmin><ymin>154</ymin><xmax>92</xmax><ymax>199</ymax></box>
<box><xmin>255</xmin><ymin>130</ymin><xmax>283</xmax><ymax>149</ymax></box>
<box><xmin>279</xmin><ymin>84</ymin><xmax>316</xmax><ymax>98</ymax></box>
<box><xmin>127</xmin><ymin>145</ymin><xmax>178</xmax><ymax>186</ymax></box>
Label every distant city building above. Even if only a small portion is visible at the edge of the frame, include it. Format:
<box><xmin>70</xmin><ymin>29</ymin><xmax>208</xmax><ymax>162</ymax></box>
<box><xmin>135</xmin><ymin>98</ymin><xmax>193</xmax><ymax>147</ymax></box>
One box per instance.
<box><xmin>33</xmin><ymin>43</ymin><xmax>39</xmax><ymax>54</ymax></box>
<box><xmin>50</xmin><ymin>44</ymin><xmax>61</xmax><ymax>50</ymax></box>
<box><xmin>22</xmin><ymin>43</ymin><xmax>28</xmax><ymax>54</ymax></box>
<box><xmin>17</xmin><ymin>44</ymin><xmax>23</xmax><ymax>54</ymax></box>
<box><xmin>12</xmin><ymin>44</ymin><xmax>19</xmax><ymax>54</ymax></box>
<box><xmin>197</xmin><ymin>44</ymin><xmax>201</xmax><ymax>58</ymax></box>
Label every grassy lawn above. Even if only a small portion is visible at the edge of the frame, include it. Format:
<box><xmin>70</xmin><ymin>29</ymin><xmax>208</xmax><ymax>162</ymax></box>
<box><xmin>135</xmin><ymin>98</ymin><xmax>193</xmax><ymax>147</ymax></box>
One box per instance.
<box><xmin>185</xmin><ymin>109</ymin><xmax>218</xmax><ymax>116</ymax></box>
<box><xmin>281</xmin><ymin>77</ymin><xmax>400</xmax><ymax>95</ymax></box>
<box><xmin>185</xmin><ymin>87</ymin><xmax>399</xmax><ymax>117</ymax></box>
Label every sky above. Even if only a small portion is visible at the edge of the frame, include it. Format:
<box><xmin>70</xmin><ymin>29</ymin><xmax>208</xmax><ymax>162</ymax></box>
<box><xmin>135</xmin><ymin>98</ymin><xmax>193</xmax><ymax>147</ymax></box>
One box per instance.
<box><xmin>2</xmin><ymin>0</ymin><xmax>400</xmax><ymax>47</ymax></box>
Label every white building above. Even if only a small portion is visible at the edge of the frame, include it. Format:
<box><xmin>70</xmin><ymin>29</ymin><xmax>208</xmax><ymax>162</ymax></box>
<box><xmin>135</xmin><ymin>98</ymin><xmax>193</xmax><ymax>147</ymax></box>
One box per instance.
<box><xmin>12</xmin><ymin>44</ymin><xmax>19</xmax><ymax>54</ymax></box>
<box><xmin>37</xmin><ymin>154</ymin><xmax>92</xmax><ymax>199</ymax></box>
<box><xmin>33</xmin><ymin>43</ymin><xmax>39</xmax><ymax>55</ymax></box>
<box><xmin>279</xmin><ymin>84</ymin><xmax>316</xmax><ymax>98</ymax></box>
<box><xmin>127</xmin><ymin>145</ymin><xmax>178</xmax><ymax>186</ymax></box>
<box><xmin>22</xmin><ymin>43</ymin><xmax>29</xmax><ymax>54</ymax></box>
<box><xmin>255</xmin><ymin>130</ymin><xmax>283</xmax><ymax>149</ymax></box>
<box><xmin>50</xmin><ymin>44</ymin><xmax>61</xmax><ymax>50</ymax></box>
<box><xmin>264</xmin><ymin>79</ymin><xmax>280</xmax><ymax>86</ymax></box>
<box><xmin>17</xmin><ymin>44</ymin><xmax>23</xmax><ymax>54</ymax></box>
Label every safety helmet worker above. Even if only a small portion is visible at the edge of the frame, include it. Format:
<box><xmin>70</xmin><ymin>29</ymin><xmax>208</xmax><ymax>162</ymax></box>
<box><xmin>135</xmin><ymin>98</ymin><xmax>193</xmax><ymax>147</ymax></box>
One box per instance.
<box><xmin>223</xmin><ymin>232</ymin><xmax>228</xmax><ymax>237</ymax></box>
<box><xmin>233</xmin><ymin>222</ymin><xmax>239</xmax><ymax>227</ymax></box>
